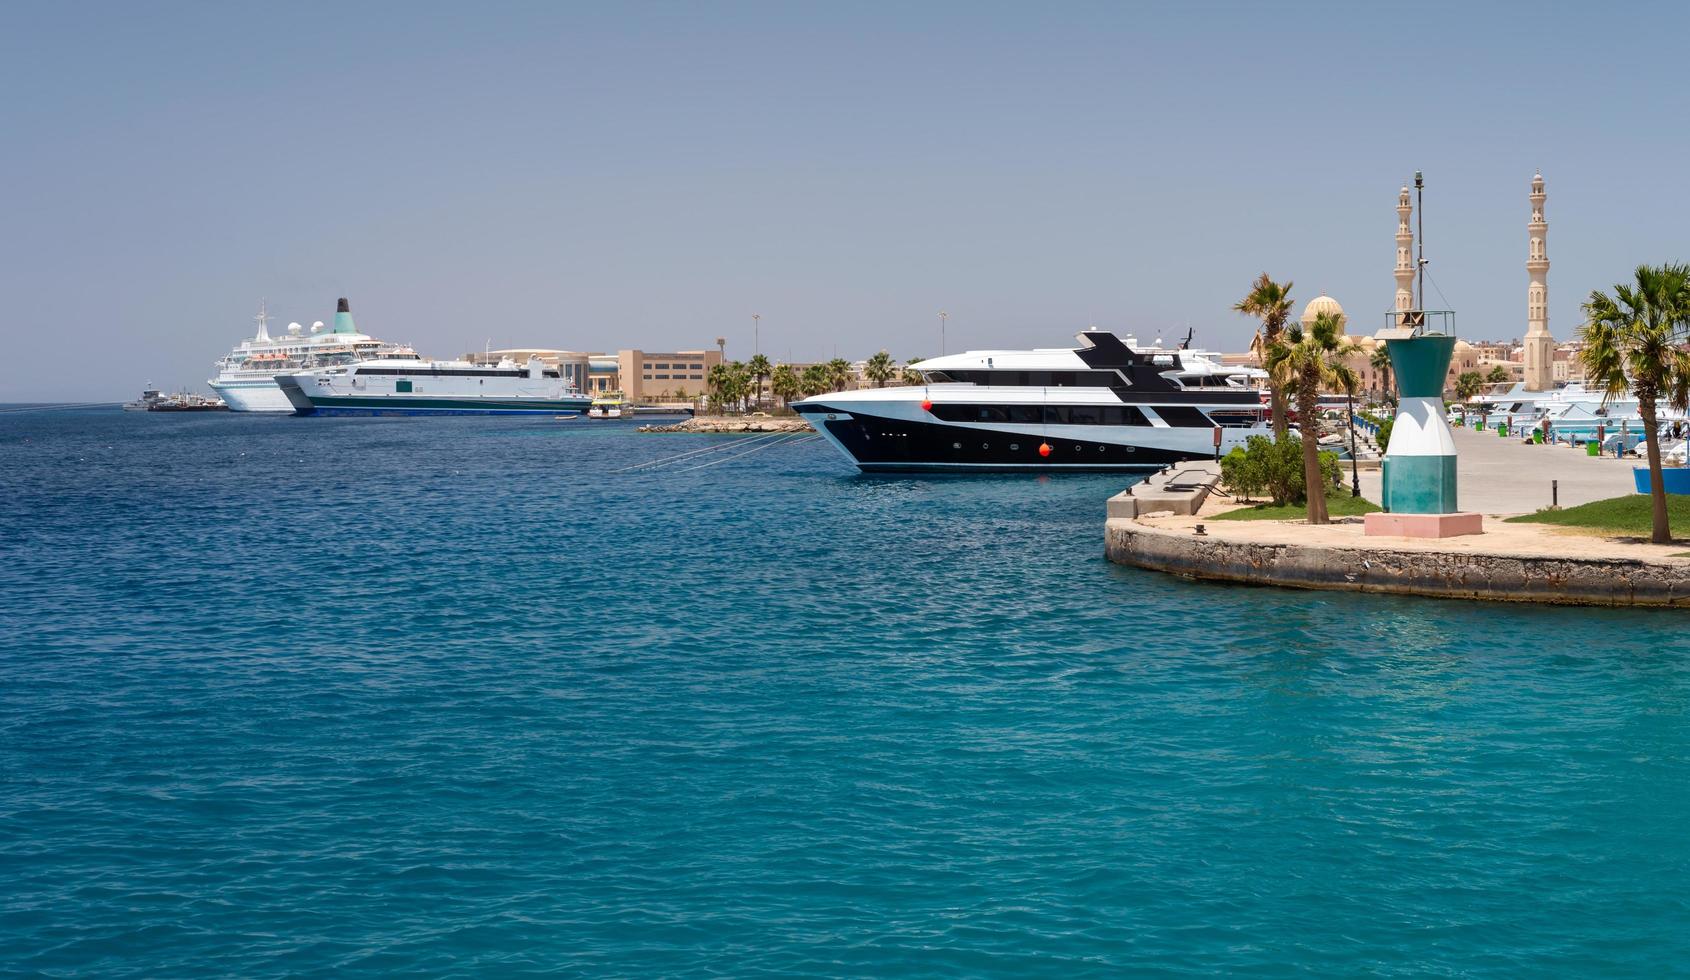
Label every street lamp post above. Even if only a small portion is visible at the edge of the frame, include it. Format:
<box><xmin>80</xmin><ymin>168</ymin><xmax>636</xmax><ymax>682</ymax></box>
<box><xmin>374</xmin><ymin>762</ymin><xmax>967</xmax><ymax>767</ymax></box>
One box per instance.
<box><xmin>938</xmin><ymin>310</ymin><xmax>949</xmax><ymax>355</ymax></box>
<box><xmin>752</xmin><ymin>314</ymin><xmax>760</xmax><ymax>357</ymax></box>
<box><xmin>1348</xmin><ymin>389</ymin><xmax>1360</xmax><ymax>497</ymax></box>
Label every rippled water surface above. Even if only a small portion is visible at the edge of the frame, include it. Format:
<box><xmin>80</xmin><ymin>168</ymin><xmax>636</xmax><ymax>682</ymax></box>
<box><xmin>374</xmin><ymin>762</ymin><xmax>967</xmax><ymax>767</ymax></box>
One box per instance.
<box><xmin>4</xmin><ymin>409</ymin><xmax>1690</xmax><ymax>975</ymax></box>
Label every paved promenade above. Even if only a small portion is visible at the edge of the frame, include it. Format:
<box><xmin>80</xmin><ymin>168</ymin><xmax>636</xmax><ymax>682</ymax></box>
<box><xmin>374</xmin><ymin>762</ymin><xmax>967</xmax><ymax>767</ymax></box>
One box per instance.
<box><xmin>1359</xmin><ymin>424</ymin><xmax>1638</xmax><ymax>514</ymax></box>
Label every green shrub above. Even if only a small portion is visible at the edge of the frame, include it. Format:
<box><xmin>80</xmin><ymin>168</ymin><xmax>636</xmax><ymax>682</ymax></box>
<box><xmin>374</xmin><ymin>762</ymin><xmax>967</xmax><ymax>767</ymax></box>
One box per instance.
<box><xmin>1220</xmin><ymin>435</ymin><xmax>1334</xmax><ymax>505</ymax></box>
<box><xmin>1220</xmin><ymin>443</ymin><xmax>1266</xmax><ymax>502</ymax></box>
<box><xmin>1319</xmin><ymin>449</ymin><xmax>1342</xmax><ymax>489</ymax></box>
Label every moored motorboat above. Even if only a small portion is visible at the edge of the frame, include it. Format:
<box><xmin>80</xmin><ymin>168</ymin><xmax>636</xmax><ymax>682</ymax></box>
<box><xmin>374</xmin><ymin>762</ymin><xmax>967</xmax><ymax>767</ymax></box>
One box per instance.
<box><xmin>588</xmin><ymin>392</ymin><xmax>634</xmax><ymax>419</ymax></box>
<box><xmin>793</xmin><ymin>330</ymin><xmax>1272</xmax><ymax>471</ymax></box>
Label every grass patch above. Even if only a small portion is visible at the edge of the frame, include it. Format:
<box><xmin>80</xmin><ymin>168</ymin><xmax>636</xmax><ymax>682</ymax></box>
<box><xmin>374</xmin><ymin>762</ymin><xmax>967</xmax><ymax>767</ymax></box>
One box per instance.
<box><xmin>1504</xmin><ymin>494</ymin><xmax>1690</xmax><ymax>538</ymax></box>
<box><xmin>1212</xmin><ymin>492</ymin><xmax>1381</xmax><ymax>521</ymax></box>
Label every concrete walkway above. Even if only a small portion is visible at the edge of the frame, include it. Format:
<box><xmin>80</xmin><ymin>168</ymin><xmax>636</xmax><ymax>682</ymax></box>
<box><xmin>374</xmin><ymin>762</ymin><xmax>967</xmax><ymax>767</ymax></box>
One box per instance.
<box><xmin>1359</xmin><ymin>424</ymin><xmax>1639</xmax><ymax>514</ymax></box>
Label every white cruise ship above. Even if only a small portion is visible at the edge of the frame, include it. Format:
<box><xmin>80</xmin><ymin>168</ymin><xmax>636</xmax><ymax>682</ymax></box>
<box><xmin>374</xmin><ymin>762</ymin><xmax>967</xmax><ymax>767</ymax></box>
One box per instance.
<box><xmin>208</xmin><ymin>299</ymin><xmax>418</xmax><ymax>412</ymax></box>
<box><xmin>793</xmin><ymin>330</ymin><xmax>1272</xmax><ymax>471</ymax></box>
<box><xmin>276</xmin><ymin>355</ymin><xmax>594</xmax><ymax>416</ymax></box>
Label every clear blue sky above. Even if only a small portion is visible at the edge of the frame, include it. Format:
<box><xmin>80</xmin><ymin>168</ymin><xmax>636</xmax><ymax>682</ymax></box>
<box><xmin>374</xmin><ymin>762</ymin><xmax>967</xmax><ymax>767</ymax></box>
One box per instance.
<box><xmin>4</xmin><ymin>1</ymin><xmax>1688</xmax><ymax>400</ymax></box>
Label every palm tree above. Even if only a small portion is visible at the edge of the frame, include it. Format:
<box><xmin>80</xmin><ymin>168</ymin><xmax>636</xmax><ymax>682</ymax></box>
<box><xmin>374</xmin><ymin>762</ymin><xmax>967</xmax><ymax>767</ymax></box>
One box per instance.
<box><xmin>706</xmin><ymin>363</ymin><xmax>731</xmax><ymax>413</ymax></box>
<box><xmin>1264</xmin><ymin>310</ymin><xmax>1359</xmax><ymax>525</ymax></box>
<box><xmin>1369</xmin><ymin>344</ymin><xmax>1394</xmax><ymax>402</ymax></box>
<box><xmin>746</xmin><ymin>354</ymin><xmax>772</xmax><ymax>410</ymax></box>
<box><xmin>865</xmin><ymin>350</ymin><xmax>895</xmax><ymax>388</ymax></box>
<box><xmin>708</xmin><ymin>362</ymin><xmax>753</xmax><ymax>413</ymax></box>
<box><xmin>1580</xmin><ymin>263</ymin><xmax>1690</xmax><ymax>544</ymax></box>
<box><xmin>1453</xmin><ymin>371</ymin><xmax>1484</xmax><ymax>426</ymax></box>
<box><xmin>771</xmin><ymin>364</ymin><xmax>801</xmax><ymax>408</ymax></box>
<box><xmin>902</xmin><ymin>358</ymin><xmax>926</xmax><ymax>385</ymax></box>
<box><xmin>1235</xmin><ymin>273</ymin><xmax>1295</xmax><ymax>437</ymax></box>
<box><xmin>1486</xmin><ymin>364</ymin><xmax>1511</xmax><ymax>385</ymax></box>
<box><xmin>725</xmin><ymin>360</ymin><xmax>752</xmax><ymax>411</ymax></box>
<box><xmin>801</xmin><ymin>364</ymin><xmax>832</xmax><ymax>397</ymax></box>
<box><xmin>826</xmin><ymin>357</ymin><xmax>853</xmax><ymax>392</ymax></box>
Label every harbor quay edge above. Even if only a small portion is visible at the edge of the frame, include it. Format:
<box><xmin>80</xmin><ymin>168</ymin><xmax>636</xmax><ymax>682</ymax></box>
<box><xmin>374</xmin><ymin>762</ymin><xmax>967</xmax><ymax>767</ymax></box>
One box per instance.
<box><xmin>1105</xmin><ymin>519</ymin><xmax>1690</xmax><ymax>608</ymax></box>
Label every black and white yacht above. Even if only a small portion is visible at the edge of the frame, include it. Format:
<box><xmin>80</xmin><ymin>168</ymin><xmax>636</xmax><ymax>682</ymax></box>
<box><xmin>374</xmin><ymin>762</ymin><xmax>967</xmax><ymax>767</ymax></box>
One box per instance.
<box><xmin>792</xmin><ymin>331</ymin><xmax>1270</xmax><ymax>471</ymax></box>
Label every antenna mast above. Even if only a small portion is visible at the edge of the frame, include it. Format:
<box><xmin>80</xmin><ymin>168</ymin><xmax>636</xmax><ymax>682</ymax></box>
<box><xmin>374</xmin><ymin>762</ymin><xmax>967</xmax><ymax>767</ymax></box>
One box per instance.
<box><xmin>1415</xmin><ymin>170</ymin><xmax>1425</xmax><ymax>315</ymax></box>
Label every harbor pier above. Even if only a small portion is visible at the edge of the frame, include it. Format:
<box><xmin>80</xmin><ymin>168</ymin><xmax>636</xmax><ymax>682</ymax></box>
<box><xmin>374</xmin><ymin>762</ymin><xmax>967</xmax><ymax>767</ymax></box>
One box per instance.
<box><xmin>1106</xmin><ymin>427</ymin><xmax>1690</xmax><ymax>607</ymax></box>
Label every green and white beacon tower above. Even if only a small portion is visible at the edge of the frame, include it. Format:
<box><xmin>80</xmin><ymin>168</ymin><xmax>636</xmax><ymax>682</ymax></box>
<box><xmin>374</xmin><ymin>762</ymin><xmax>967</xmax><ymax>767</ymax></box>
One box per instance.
<box><xmin>1367</xmin><ymin>172</ymin><xmax>1484</xmax><ymax>538</ymax></box>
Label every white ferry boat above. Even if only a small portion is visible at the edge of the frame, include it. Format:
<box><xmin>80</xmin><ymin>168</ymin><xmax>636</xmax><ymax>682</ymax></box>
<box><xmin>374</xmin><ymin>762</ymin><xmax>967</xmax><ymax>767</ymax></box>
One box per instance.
<box><xmin>793</xmin><ymin>330</ymin><xmax>1271</xmax><ymax>471</ymax></box>
<box><xmin>276</xmin><ymin>355</ymin><xmax>594</xmax><ymax>416</ymax></box>
<box><xmin>208</xmin><ymin>299</ymin><xmax>417</xmax><ymax>412</ymax></box>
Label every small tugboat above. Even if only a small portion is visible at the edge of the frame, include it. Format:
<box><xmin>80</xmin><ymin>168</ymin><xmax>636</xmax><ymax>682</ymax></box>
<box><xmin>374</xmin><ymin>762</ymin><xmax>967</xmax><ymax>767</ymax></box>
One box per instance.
<box><xmin>123</xmin><ymin>385</ymin><xmax>166</xmax><ymax>411</ymax></box>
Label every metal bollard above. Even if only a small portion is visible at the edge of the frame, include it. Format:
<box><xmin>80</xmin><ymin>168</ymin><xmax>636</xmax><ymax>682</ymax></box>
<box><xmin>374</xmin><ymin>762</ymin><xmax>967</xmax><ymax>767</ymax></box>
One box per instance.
<box><xmin>1552</xmin><ymin>479</ymin><xmax>1558</xmax><ymax>508</ymax></box>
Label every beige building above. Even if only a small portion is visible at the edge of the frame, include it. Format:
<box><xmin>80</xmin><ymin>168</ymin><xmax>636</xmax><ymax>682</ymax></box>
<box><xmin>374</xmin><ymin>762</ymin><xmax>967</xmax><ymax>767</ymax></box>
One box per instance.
<box><xmin>1553</xmin><ymin>344</ymin><xmax>1583</xmax><ymax>383</ymax></box>
<box><xmin>617</xmin><ymin>349</ymin><xmax>721</xmax><ymax>401</ymax></box>
<box><xmin>1466</xmin><ymin>341</ymin><xmax>1515</xmax><ymax>362</ymax></box>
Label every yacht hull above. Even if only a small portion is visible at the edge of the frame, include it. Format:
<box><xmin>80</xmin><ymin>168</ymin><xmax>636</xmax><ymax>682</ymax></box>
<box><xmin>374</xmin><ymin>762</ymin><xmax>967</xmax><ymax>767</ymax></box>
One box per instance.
<box><xmin>795</xmin><ymin>399</ymin><xmax>1252</xmax><ymax>471</ymax></box>
<box><xmin>792</xmin><ymin>331</ymin><xmax>1272</xmax><ymax>472</ymax></box>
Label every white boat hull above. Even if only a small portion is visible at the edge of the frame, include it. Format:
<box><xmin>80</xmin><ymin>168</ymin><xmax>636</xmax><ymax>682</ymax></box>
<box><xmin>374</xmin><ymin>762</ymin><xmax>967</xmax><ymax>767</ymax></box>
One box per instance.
<box><xmin>794</xmin><ymin>385</ymin><xmax>1267</xmax><ymax>471</ymax></box>
<box><xmin>275</xmin><ymin>363</ymin><xmax>592</xmax><ymax>416</ymax></box>
<box><xmin>208</xmin><ymin>378</ymin><xmax>295</xmax><ymax>413</ymax></box>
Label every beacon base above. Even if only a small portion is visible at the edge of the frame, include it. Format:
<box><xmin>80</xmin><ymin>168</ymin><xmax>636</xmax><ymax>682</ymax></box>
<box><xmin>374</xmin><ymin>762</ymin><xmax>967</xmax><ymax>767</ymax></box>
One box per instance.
<box><xmin>1364</xmin><ymin>512</ymin><xmax>1484</xmax><ymax>539</ymax></box>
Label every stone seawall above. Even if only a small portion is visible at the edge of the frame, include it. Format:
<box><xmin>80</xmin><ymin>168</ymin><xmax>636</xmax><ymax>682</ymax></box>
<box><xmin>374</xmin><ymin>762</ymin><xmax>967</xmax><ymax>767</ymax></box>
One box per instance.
<box><xmin>1106</xmin><ymin>519</ymin><xmax>1690</xmax><ymax>607</ymax></box>
<box><xmin>639</xmin><ymin>416</ymin><xmax>813</xmax><ymax>434</ymax></box>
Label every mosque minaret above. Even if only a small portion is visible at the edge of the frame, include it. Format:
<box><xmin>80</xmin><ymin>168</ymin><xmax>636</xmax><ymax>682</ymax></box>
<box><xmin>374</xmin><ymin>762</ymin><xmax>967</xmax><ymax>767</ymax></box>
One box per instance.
<box><xmin>1395</xmin><ymin>184</ymin><xmax>1416</xmax><ymax>320</ymax></box>
<box><xmin>1523</xmin><ymin>172</ymin><xmax>1554</xmax><ymax>390</ymax></box>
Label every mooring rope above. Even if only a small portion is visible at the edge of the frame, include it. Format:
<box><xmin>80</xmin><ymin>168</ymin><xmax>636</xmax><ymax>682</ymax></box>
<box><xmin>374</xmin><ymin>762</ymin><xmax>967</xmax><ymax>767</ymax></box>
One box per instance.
<box><xmin>0</xmin><ymin>402</ymin><xmax>121</xmax><ymax>414</ymax></box>
<box><xmin>669</xmin><ymin>432</ymin><xmax>813</xmax><ymax>473</ymax></box>
<box><xmin>612</xmin><ymin>427</ymin><xmax>797</xmax><ymax>473</ymax></box>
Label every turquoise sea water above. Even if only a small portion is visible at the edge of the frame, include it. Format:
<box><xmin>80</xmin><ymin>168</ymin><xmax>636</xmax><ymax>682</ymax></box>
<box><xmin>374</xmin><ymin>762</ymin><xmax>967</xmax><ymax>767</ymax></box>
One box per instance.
<box><xmin>3</xmin><ymin>409</ymin><xmax>1689</xmax><ymax>976</ymax></box>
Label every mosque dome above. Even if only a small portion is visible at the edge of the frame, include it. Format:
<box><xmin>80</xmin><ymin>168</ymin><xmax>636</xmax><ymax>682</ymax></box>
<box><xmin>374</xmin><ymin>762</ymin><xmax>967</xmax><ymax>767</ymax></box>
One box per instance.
<box><xmin>1299</xmin><ymin>295</ymin><xmax>1347</xmax><ymax>333</ymax></box>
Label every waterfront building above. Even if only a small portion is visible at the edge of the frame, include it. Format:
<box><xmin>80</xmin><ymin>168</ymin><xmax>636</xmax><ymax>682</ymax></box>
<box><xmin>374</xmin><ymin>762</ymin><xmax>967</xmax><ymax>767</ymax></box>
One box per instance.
<box><xmin>1523</xmin><ymin>172</ymin><xmax>1555</xmax><ymax>391</ymax></box>
<box><xmin>1553</xmin><ymin>343</ymin><xmax>1583</xmax><ymax>383</ymax></box>
<box><xmin>616</xmin><ymin>348</ymin><xmax>721</xmax><ymax>401</ymax></box>
<box><xmin>586</xmin><ymin>355</ymin><xmax>619</xmax><ymax>393</ymax></box>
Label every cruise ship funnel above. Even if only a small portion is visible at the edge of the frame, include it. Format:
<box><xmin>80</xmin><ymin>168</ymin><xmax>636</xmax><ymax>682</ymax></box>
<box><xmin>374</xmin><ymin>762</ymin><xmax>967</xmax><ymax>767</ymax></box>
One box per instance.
<box><xmin>333</xmin><ymin>297</ymin><xmax>356</xmax><ymax>335</ymax></box>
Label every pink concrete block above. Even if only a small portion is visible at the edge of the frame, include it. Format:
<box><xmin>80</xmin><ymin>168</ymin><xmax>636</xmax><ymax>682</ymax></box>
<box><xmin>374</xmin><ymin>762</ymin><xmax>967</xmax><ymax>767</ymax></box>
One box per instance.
<box><xmin>1364</xmin><ymin>512</ymin><xmax>1485</xmax><ymax>539</ymax></box>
